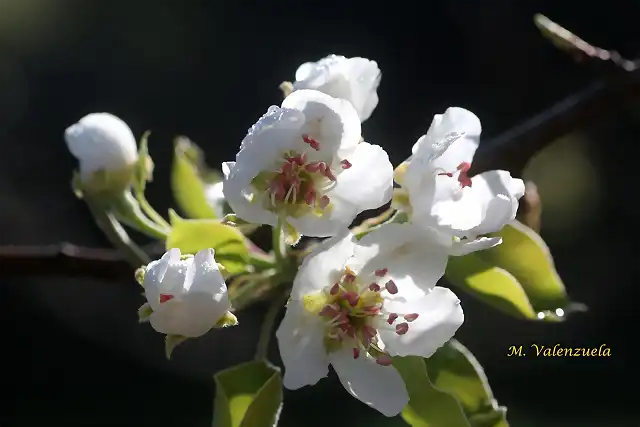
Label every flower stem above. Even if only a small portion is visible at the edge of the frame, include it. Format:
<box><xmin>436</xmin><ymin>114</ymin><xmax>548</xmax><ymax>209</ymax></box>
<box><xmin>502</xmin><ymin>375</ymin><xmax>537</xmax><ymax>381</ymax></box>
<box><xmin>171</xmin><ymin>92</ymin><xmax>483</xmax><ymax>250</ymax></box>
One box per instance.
<box><xmin>86</xmin><ymin>197</ymin><xmax>151</xmax><ymax>268</ymax></box>
<box><xmin>254</xmin><ymin>289</ymin><xmax>289</xmax><ymax>361</ymax></box>
<box><xmin>134</xmin><ymin>189</ymin><xmax>171</xmax><ymax>230</ymax></box>
<box><xmin>272</xmin><ymin>219</ymin><xmax>286</xmax><ymax>266</ymax></box>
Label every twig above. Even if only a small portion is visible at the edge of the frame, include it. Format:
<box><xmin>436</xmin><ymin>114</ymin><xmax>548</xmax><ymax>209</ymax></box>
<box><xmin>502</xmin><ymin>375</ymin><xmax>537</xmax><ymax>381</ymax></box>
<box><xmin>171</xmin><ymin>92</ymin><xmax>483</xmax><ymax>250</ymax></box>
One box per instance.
<box><xmin>1</xmin><ymin>15</ymin><xmax>637</xmax><ymax>281</ymax></box>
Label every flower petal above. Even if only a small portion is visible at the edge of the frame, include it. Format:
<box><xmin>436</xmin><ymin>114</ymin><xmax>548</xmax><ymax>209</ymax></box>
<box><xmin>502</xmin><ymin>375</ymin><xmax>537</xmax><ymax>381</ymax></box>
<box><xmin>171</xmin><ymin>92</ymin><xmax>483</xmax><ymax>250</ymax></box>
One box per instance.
<box><xmin>276</xmin><ymin>302</ymin><xmax>329</xmax><ymax>389</ymax></box>
<box><xmin>343</xmin><ymin>57</ymin><xmax>381</xmax><ymax>121</ymax></box>
<box><xmin>188</xmin><ymin>249</ymin><xmax>228</xmax><ymax>301</ymax></box>
<box><xmin>450</xmin><ymin>237</ymin><xmax>502</xmax><ymax>256</ymax></box>
<box><xmin>144</xmin><ymin>249</ymin><xmax>182</xmax><ymax>311</ymax></box>
<box><xmin>351</xmin><ymin>223</ymin><xmax>449</xmax><ymax>296</ymax></box>
<box><xmin>223</xmin><ymin>161</ymin><xmax>278</xmax><ymax>226</ymax></box>
<box><xmin>330</xmin><ymin>142</ymin><xmax>393</xmax><ymax>211</ymax></box>
<box><xmin>149</xmin><ymin>291</ymin><xmax>227</xmax><ymax>338</ymax></box>
<box><xmin>287</xmin><ymin>199</ymin><xmax>359</xmax><ymax>238</ymax></box>
<box><xmin>282</xmin><ymin>89</ymin><xmax>361</xmax><ymax>160</ymax></box>
<box><xmin>290</xmin><ymin>230</ymin><xmax>357</xmax><ymax>300</ymax></box>
<box><xmin>424</xmin><ymin>107</ymin><xmax>481</xmax><ymax>172</ymax></box>
<box><xmin>381</xmin><ymin>286</ymin><xmax>464</xmax><ymax>358</ymax></box>
<box><xmin>330</xmin><ymin>347</ymin><xmax>408</xmax><ymax>417</ymax></box>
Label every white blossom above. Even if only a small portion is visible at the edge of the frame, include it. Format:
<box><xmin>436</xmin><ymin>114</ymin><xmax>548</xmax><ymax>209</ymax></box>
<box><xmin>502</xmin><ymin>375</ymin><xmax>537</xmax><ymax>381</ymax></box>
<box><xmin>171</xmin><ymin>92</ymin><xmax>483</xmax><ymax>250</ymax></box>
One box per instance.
<box><xmin>64</xmin><ymin>112</ymin><xmax>138</xmax><ymax>180</ymax></box>
<box><xmin>293</xmin><ymin>55</ymin><xmax>381</xmax><ymax>122</ymax></box>
<box><xmin>394</xmin><ymin>107</ymin><xmax>525</xmax><ymax>254</ymax></box>
<box><xmin>141</xmin><ymin>248</ymin><xmax>231</xmax><ymax>338</ymax></box>
<box><xmin>223</xmin><ymin>89</ymin><xmax>393</xmax><ymax>240</ymax></box>
<box><xmin>276</xmin><ymin>226</ymin><xmax>463</xmax><ymax>416</ymax></box>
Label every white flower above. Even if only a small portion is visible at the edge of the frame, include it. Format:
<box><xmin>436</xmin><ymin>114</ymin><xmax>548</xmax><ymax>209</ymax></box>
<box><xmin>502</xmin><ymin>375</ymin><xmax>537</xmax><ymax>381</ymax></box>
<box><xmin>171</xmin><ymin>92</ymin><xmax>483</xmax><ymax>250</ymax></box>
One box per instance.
<box><xmin>395</xmin><ymin>107</ymin><xmax>525</xmax><ymax>254</ymax></box>
<box><xmin>223</xmin><ymin>89</ymin><xmax>393</xmax><ymax>240</ymax></box>
<box><xmin>141</xmin><ymin>248</ymin><xmax>231</xmax><ymax>338</ymax></box>
<box><xmin>276</xmin><ymin>225</ymin><xmax>463</xmax><ymax>416</ymax></box>
<box><xmin>205</xmin><ymin>181</ymin><xmax>226</xmax><ymax>218</ymax></box>
<box><xmin>293</xmin><ymin>55</ymin><xmax>381</xmax><ymax>122</ymax></box>
<box><xmin>65</xmin><ymin>112</ymin><xmax>138</xmax><ymax>179</ymax></box>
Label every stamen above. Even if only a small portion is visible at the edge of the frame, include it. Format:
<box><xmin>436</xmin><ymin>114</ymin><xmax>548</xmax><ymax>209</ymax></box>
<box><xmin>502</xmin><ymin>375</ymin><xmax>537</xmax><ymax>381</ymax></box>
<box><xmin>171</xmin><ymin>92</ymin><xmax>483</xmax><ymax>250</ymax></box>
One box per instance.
<box><xmin>385</xmin><ymin>280</ymin><xmax>398</xmax><ymax>295</ymax></box>
<box><xmin>302</xmin><ymin>134</ymin><xmax>321</xmax><ymax>151</ymax></box>
<box><xmin>330</xmin><ymin>283</ymin><xmax>340</xmax><ymax>295</ymax></box>
<box><xmin>318</xmin><ymin>195</ymin><xmax>330</xmax><ymax>209</ymax></box>
<box><xmin>376</xmin><ymin>355</ymin><xmax>393</xmax><ymax>366</ymax></box>
<box><xmin>304</xmin><ymin>188</ymin><xmax>317</xmax><ymax>205</ymax></box>
<box><xmin>342</xmin><ymin>291</ymin><xmax>360</xmax><ymax>307</ymax></box>
<box><xmin>404</xmin><ymin>313</ymin><xmax>419</xmax><ymax>322</ymax></box>
<box><xmin>368</xmin><ymin>283</ymin><xmax>381</xmax><ymax>292</ymax></box>
<box><xmin>387</xmin><ymin>313</ymin><xmax>399</xmax><ymax>325</ymax></box>
<box><xmin>343</xmin><ymin>273</ymin><xmax>356</xmax><ymax>284</ymax></box>
<box><xmin>340</xmin><ymin>159</ymin><xmax>352</xmax><ymax>169</ymax></box>
<box><xmin>375</xmin><ymin>268</ymin><xmax>388</xmax><ymax>277</ymax></box>
<box><xmin>456</xmin><ymin>162</ymin><xmax>472</xmax><ymax>188</ymax></box>
<box><xmin>353</xmin><ymin>348</ymin><xmax>361</xmax><ymax>359</ymax></box>
<box><xmin>324</xmin><ymin>168</ymin><xmax>337</xmax><ymax>182</ymax></box>
<box><xmin>395</xmin><ymin>322</ymin><xmax>409</xmax><ymax>335</ymax></box>
<box><xmin>159</xmin><ymin>293</ymin><xmax>174</xmax><ymax>304</ymax></box>
<box><xmin>305</xmin><ymin>162</ymin><xmax>322</xmax><ymax>172</ymax></box>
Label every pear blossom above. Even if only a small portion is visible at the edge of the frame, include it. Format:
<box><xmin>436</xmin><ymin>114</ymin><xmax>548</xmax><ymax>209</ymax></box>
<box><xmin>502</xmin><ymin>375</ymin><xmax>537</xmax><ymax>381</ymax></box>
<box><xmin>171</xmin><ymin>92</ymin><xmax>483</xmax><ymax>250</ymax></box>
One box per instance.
<box><xmin>276</xmin><ymin>225</ymin><xmax>463</xmax><ymax>416</ymax></box>
<box><xmin>65</xmin><ymin>112</ymin><xmax>138</xmax><ymax>180</ymax></box>
<box><xmin>293</xmin><ymin>55</ymin><xmax>381</xmax><ymax>122</ymax></box>
<box><xmin>140</xmin><ymin>248</ymin><xmax>231</xmax><ymax>338</ymax></box>
<box><xmin>394</xmin><ymin>107</ymin><xmax>525</xmax><ymax>254</ymax></box>
<box><xmin>223</xmin><ymin>89</ymin><xmax>393</xmax><ymax>241</ymax></box>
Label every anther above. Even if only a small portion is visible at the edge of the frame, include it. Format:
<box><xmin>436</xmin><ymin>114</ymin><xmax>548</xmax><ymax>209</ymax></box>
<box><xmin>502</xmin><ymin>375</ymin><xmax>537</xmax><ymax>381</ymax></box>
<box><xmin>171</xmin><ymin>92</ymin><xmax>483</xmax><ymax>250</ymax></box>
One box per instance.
<box><xmin>404</xmin><ymin>313</ymin><xmax>419</xmax><ymax>322</ymax></box>
<box><xmin>302</xmin><ymin>134</ymin><xmax>321</xmax><ymax>151</ymax></box>
<box><xmin>385</xmin><ymin>280</ymin><xmax>398</xmax><ymax>295</ymax></box>
<box><xmin>395</xmin><ymin>322</ymin><xmax>409</xmax><ymax>335</ymax></box>
<box><xmin>159</xmin><ymin>294</ymin><xmax>174</xmax><ymax>304</ymax></box>
<box><xmin>324</xmin><ymin>168</ymin><xmax>337</xmax><ymax>182</ymax></box>
<box><xmin>353</xmin><ymin>348</ymin><xmax>361</xmax><ymax>359</ymax></box>
<box><xmin>375</xmin><ymin>268</ymin><xmax>388</xmax><ymax>277</ymax></box>
<box><xmin>376</xmin><ymin>355</ymin><xmax>393</xmax><ymax>366</ymax></box>
<box><xmin>368</xmin><ymin>283</ymin><xmax>381</xmax><ymax>292</ymax></box>
<box><xmin>456</xmin><ymin>162</ymin><xmax>472</xmax><ymax>188</ymax></box>
<box><xmin>387</xmin><ymin>313</ymin><xmax>399</xmax><ymax>325</ymax></box>
<box><xmin>340</xmin><ymin>159</ymin><xmax>352</xmax><ymax>169</ymax></box>
<box><xmin>318</xmin><ymin>195</ymin><xmax>330</xmax><ymax>209</ymax></box>
<box><xmin>342</xmin><ymin>291</ymin><xmax>360</xmax><ymax>307</ymax></box>
<box><xmin>330</xmin><ymin>283</ymin><xmax>340</xmax><ymax>295</ymax></box>
<box><xmin>343</xmin><ymin>273</ymin><xmax>356</xmax><ymax>284</ymax></box>
<box><xmin>304</xmin><ymin>188</ymin><xmax>317</xmax><ymax>205</ymax></box>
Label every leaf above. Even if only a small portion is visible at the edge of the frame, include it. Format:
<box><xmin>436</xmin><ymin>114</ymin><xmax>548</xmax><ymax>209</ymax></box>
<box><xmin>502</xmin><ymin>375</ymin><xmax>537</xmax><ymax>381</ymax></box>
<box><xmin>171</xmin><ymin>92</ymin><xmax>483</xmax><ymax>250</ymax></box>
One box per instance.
<box><xmin>393</xmin><ymin>356</ymin><xmax>470</xmax><ymax>427</ymax></box>
<box><xmin>446</xmin><ymin>220</ymin><xmax>586</xmax><ymax>321</ymax></box>
<box><xmin>133</xmin><ymin>131</ymin><xmax>154</xmax><ymax>194</ymax></box>
<box><xmin>445</xmin><ymin>254</ymin><xmax>537</xmax><ymax>320</ymax></box>
<box><xmin>213</xmin><ymin>360</ymin><xmax>283</xmax><ymax>427</ymax></box>
<box><xmin>171</xmin><ymin>136</ymin><xmax>223</xmax><ymax>219</ymax></box>
<box><xmin>426</xmin><ymin>340</ymin><xmax>509</xmax><ymax>427</ymax></box>
<box><xmin>166</xmin><ymin>210</ymin><xmax>249</xmax><ymax>275</ymax></box>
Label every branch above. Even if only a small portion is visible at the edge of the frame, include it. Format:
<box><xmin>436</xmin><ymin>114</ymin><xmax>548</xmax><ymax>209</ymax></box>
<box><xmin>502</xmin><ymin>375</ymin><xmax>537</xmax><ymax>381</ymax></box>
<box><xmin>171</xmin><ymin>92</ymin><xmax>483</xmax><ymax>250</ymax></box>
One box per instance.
<box><xmin>470</xmin><ymin>14</ymin><xmax>640</xmax><ymax>177</ymax></box>
<box><xmin>1</xmin><ymin>15</ymin><xmax>637</xmax><ymax>282</ymax></box>
<box><xmin>0</xmin><ymin>242</ymin><xmax>164</xmax><ymax>281</ymax></box>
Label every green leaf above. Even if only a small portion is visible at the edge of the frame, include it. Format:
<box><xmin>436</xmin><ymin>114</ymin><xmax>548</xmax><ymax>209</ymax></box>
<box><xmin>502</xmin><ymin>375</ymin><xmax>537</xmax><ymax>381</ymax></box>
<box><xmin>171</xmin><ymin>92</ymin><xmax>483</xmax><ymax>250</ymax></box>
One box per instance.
<box><xmin>426</xmin><ymin>340</ymin><xmax>509</xmax><ymax>427</ymax></box>
<box><xmin>481</xmin><ymin>220</ymin><xmax>582</xmax><ymax>314</ymax></box>
<box><xmin>166</xmin><ymin>210</ymin><xmax>249</xmax><ymax>275</ymax></box>
<box><xmin>393</xmin><ymin>356</ymin><xmax>470</xmax><ymax>427</ymax></box>
<box><xmin>445</xmin><ymin>254</ymin><xmax>537</xmax><ymax>320</ymax></box>
<box><xmin>446</xmin><ymin>220</ymin><xmax>585</xmax><ymax>321</ymax></box>
<box><xmin>133</xmin><ymin>131</ymin><xmax>154</xmax><ymax>194</ymax></box>
<box><xmin>213</xmin><ymin>360</ymin><xmax>283</xmax><ymax>427</ymax></box>
<box><xmin>171</xmin><ymin>136</ymin><xmax>223</xmax><ymax>219</ymax></box>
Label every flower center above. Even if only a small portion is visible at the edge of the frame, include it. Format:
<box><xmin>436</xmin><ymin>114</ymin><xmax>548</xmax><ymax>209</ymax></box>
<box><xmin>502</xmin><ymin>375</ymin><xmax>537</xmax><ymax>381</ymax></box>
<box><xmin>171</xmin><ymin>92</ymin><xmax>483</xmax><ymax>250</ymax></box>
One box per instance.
<box><xmin>437</xmin><ymin>162</ymin><xmax>472</xmax><ymax>189</ymax></box>
<box><xmin>251</xmin><ymin>135</ymin><xmax>352</xmax><ymax>218</ymax></box>
<box><xmin>304</xmin><ymin>266</ymin><xmax>419</xmax><ymax>366</ymax></box>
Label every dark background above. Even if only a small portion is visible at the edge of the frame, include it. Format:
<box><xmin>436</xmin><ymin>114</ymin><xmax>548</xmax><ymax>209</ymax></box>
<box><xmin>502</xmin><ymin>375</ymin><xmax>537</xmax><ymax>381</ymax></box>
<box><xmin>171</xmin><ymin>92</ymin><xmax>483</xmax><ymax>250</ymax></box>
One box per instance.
<box><xmin>1</xmin><ymin>0</ymin><xmax>639</xmax><ymax>426</ymax></box>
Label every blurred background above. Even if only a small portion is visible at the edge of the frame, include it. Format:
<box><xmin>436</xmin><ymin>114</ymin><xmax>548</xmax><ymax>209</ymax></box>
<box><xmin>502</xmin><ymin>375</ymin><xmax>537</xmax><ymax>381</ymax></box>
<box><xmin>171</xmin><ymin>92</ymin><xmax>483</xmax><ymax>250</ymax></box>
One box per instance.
<box><xmin>1</xmin><ymin>0</ymin><xmax>639</xmax><ymax>426</ymax></box>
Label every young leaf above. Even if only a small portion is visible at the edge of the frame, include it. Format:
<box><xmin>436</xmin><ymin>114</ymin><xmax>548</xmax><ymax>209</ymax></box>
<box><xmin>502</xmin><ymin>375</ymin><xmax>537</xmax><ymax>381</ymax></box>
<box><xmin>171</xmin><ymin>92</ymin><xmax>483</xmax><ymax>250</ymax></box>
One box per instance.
<box><xmin>445</xmin><ymin>254</ymin><xmax>537</xmax><ymax>320</ymax></box>
<box><xmin>479</xmin><ymin>220</ymin><xmax>582</xmax><ymax>314</ymax></box>
<box><xmin>213</xmin><ymin>361</ymin><xmax>283</xmax><ymax>427</ymax></box>
<box><xmin>426</xmin><ymin>340</ymin><xmax>509</xmax><ymax>427</ymax></box>
<box><xmin>166</xmin><ymin>210</ymin><xmax>249</xmax><ymax>275</ymax></box>
<box><xmin>171</xmin><ymin>136</ymin><xmax>223</xmax><ymax>219</ymax></box>
<box><xmin>393</xmin><ymin>356</ymin><xmax>470</xmax><ymax>427</ymax></box>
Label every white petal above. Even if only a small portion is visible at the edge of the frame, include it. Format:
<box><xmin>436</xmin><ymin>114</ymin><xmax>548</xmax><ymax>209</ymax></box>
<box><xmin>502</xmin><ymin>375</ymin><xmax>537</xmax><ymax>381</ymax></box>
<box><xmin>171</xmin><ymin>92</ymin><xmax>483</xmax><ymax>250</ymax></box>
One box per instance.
<box><xmin>64</xmin><ymin>112</ymin><xmax>138</xmax><ymax>177</ymax></box>
<box><xmin>276</xmin><ymin>302</ymin><xmax>329</xmax><ymax>389</ymax></box>
<box><xmin>351</xmin><ymin>223</ymin><xmax>449</xmax><ymax>296</ymax></box>
<box><xmin>450</xmin><ymin>237</ymin><xmax>502</xmax><ymax>256</ymax></box>
<box><xmin>144</xmin><ymin>249</ymin><xmax>181</xmax><ymax>311</ymax></box>
<box><xmin>381</xmin><ymin>286</ymin><xmax>464</xmax><ymax>358</ymax></box>
<box><xmin>330</xmin><ymin>347</ymin><xmax>408</xmax><ymax>417</ymax></box>
<box><xmin>343</xmin><ymin>57</ymin><xmax>381</xmax><ymax>121</ymax></box>
<box><xmin>205</xmin><ymin>181</ymin><xmax>226</xmax><ymax>218</ymax></box>
<box><xmin>426</xmin><ymin>107</ymin><xmax>481</xmax><ymax>172</ymax></box>
<box><xmin>467</xmin><ymin>170</ymin><xmax>525</xmax><ymax>236</ymax></box>
<box><xmin>188</xmin><ymin>249</ymin><xmax>229</xmax><ymax>304</ymax></box>
<box><xmin>287</xmin><ymin>199</ymin><xmax>359</xmax><ymax>237</ymax></box>
<box><xmin>282</xmin><ymin>89</ymin><xmax>361</xmax><ymax>160</ymax></box>
<box><xmin>294</xmin><ymin>55</ymin><xmax>346</xmax><ymax>86</ymax></box>
<box><xmin>330</xmin><ymin>142</ymin><xmax>393</xmax><ymax>211</ymax></box>
<box><xmin>290</xmin><ymin>230</ymin><xmax>357</xmax><ymax>300</ymax></box>
<box><xmin>148</xmin><ymin>292</ymin><xmax>227</xmax><ymax>338</ymax></box>
<box><xmin>222</xmin><ymin>161</ymin><xmax>278</xmax><ymax>226</ymax></box>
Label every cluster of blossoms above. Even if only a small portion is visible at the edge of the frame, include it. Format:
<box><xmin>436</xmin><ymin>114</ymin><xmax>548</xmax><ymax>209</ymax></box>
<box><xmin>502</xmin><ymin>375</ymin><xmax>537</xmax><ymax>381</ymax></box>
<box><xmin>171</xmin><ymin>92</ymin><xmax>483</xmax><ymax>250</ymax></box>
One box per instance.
<box><xmin>64</xmin><ymin>54</ymin><xmax>524</xmax><ymax>416</ymax></box>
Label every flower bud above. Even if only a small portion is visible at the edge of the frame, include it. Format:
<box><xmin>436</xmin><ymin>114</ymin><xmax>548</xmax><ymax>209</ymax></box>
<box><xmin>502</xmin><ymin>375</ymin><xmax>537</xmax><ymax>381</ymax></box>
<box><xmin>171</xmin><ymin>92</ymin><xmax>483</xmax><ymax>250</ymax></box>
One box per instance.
<box><xmin>65</xmin><ymin>113</ymin><xmax>139</xmax><ymax>199</ymax></box>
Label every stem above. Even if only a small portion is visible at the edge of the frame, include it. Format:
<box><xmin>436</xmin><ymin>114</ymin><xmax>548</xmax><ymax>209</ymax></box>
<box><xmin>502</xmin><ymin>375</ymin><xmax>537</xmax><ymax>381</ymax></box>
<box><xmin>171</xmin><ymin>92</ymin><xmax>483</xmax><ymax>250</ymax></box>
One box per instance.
<box><xmin>111</xmin><ymin>192</ymin><xmax>169</xmax><ymax>240</ymax></box>
<box><xmin>254</xmin><ymin>289</ymin><xmax>290</xmax><ymax>361</ymax></box>
<box><xmin>134</xmin><ymin>189</ymin><xmax>171</xmax><ymax>230</ymax></box>
<box><xmin>86</xmin><ymin>197</ymin><xmax>150</xmax><ymax>268</ymax></box>
<box><xmin>272</xmin><ymin>219</ymin><xmax>286</xmax><ymax>266</ymax></box>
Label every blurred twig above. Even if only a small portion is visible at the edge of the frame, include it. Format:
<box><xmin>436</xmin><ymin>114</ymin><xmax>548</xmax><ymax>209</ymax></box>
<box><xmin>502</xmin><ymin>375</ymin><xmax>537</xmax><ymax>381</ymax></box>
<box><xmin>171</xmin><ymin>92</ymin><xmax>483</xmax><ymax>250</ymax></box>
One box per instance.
<box><xmin>1</xmin><ymin>15</ymin><xmax>638</xmax><ymax>282</ymax></box>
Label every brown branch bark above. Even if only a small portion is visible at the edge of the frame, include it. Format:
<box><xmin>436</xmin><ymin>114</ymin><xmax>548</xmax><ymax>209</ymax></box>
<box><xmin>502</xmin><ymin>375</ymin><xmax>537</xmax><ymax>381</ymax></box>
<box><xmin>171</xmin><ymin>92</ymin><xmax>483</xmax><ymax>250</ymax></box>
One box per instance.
<box><xmin>1</xmin><ymin>15</ymin><xmax>638</xmax><ymax>282</ymax></box>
